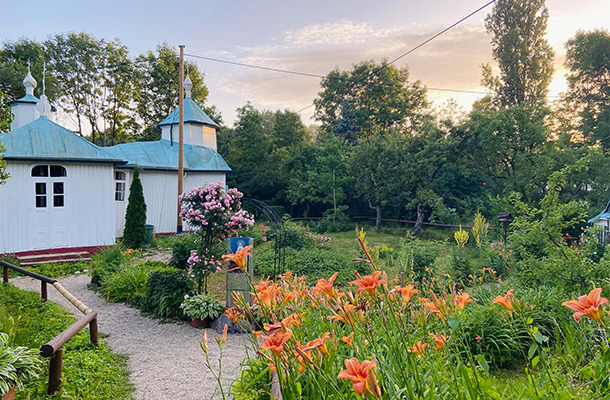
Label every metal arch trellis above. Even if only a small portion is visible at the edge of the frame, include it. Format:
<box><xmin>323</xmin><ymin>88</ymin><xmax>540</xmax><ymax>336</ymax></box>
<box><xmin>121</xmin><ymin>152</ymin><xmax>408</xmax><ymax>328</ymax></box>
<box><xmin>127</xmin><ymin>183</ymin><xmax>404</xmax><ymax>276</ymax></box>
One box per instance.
<box><xmin>242</xmin><ymin>198</ymin><xmax>286</xmax><ymax>278</ymax></box>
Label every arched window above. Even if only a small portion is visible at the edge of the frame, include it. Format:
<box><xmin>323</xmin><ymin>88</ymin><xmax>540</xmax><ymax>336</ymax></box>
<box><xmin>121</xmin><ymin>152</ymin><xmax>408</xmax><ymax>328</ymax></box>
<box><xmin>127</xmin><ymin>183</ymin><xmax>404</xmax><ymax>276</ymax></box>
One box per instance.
<box><xmin>32</xmin><ymin>165</ymin><xmax>66</xmax><ymax>208</ymax></box>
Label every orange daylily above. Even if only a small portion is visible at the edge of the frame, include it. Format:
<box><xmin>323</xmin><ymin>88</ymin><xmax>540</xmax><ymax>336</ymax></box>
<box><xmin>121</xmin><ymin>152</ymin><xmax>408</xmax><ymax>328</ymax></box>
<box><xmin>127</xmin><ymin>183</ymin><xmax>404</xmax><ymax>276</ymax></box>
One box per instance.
<box><xmin>562</xmin><ymin>287</ymin><xmax>609</xmax><ymax>323</ymax></box>
<box><xmin>330</xmin><ymin>302</ymin><xmax>359</xmax><ymax>326</ymax></box>
<box><xmin>430</xmin><ymin>332</ymin><xmax>449</xmax><ymax>351</ymax></box>
<box><xmin>253</xmin><ymin>277</ymin><xmax>273</xmax><ymax>291</ymax></box>
<box><xmin>424</xmin><ymin>291</ymin><xmax>449</xmax><ymax>319</ymax></box>
<box><xmin>391</xmin><ymin>285</ymin><xmax>420</xmax><ymax>305</ymax></box>
<box><xmin>256</xmin><ymin>284</ymin><xmax>280</xmax><ymax>309</ymax></box>
<box><xmin>493</xmin><ymin>289</ymin><xmax>515</xmax><ymax>312</ymax></box>
<box><xmin>337</xmin><ymin>358</ymin><xmax>377</xmax><ymax>396</ymax></box>
<box><xmin>409</xmin><ymin>340</ymin><xmax>430</xmax><ymax>357</ymax></box>
<box><xmin>314</xmin><ymin>272</ymin><xmax>339</xmax><ymax>299</ymax></box>
<box><xmin>222</xmin><ymin>245</ymin><xmax>253</xmax><ymax>272</ymax></box>
<box><xmin>454</xmin><ymin>292</ymin><xmax>474</xmax><ymax>310</ymax></box>
<box><xmin>282</xmin><ymin>313</ymin><xmax>301</xmax><ymax>329</ymax></box>
<box><xmin>341</xmin><ymin>332</ymin><xmax>355</xmax><ymax>348</ymax></box>
<box><xmin>307</xmin><ymin>332</ymin><xmax>331</xmax><ymax>355</ymax></box>
<box><xmin>225</xmin><ymin>307</ymin><xmax>240</xmax><ymax>322</ymax></box>
<box><xmin>350</xmin><ymin>271</ymin><xmax>386</xmax><ymax>296</ymax></box>
<box><xmin>260</xmin><ymin>331</ymin><xmax>293</xmax><ymax>356</ymax></box>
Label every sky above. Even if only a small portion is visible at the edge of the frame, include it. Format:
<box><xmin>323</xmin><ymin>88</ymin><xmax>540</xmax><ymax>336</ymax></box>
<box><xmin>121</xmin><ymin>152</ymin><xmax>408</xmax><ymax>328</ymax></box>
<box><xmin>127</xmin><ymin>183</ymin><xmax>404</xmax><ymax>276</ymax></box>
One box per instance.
<box><xmin>1</xmin><ymin>0</ymin><xmax>609</xmax><ymax>128</ymax></box>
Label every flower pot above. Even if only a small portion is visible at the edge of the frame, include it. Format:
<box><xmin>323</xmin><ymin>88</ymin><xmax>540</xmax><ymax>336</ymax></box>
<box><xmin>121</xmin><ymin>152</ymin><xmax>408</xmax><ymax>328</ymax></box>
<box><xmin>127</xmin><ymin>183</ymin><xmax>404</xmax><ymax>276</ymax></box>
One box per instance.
<box><xmin>2</xmin><ymin>387</ymin><xmax>15</xmax><ymax>400</ymax></box>
<box><xmin>191</xmin><ymin>317</ymin><xmax>211</xmax><ymax>328</ymax></box>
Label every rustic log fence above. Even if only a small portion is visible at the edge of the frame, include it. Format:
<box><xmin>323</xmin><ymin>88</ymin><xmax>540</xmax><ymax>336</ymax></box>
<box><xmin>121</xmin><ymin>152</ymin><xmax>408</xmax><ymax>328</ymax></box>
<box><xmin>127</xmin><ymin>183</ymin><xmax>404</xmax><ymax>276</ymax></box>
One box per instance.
<box><xmin>1</xmin><ymin>260</ymin><xmax>98</xmax><ymax>395</ymax></box>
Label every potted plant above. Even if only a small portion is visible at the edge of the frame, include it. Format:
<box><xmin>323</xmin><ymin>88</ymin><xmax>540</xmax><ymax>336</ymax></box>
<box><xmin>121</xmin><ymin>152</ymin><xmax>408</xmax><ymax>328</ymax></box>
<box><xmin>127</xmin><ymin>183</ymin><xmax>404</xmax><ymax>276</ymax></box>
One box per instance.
<box><xmin>0</xmin><ymin>333</ymin><xmax>43</xmax><ymax>400</ymax></box>
<box><xmin>180</xmin><ymin>293</ymin><xmax>224</xmax><ymax>328</ymax></box>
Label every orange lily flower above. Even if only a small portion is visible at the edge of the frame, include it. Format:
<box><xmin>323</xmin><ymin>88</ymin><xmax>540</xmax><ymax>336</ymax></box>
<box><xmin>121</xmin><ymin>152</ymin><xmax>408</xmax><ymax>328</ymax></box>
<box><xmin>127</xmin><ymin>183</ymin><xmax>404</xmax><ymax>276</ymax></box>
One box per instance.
<box><xmin>330</xmin><ymin>302</ymin><xmax>358</xmax><ymax>326</ymax></box>
<box><xmin>253</xmin><ymin>277</ymin><xmax>273</xmax><ymax>291</ymax></box>
<box><xmin>257</xmin><ymin>284</ymin><xmax>280</xmax><ymax>309</ymax></box>
<box><xmin>225</xmin><ymin>307</ymin><xmax>240</xmax><ymax>322</ymax></box>
<box><xmin>263</xmin><ymin>322</ymin><xmax>283</xmax><ymax>336</ymax></box>
<box><xmin>392</xmin><ymin>285</ymin><xmax>420</xmax><ymax>304</ymax></box>
<box><xmin>409</xmin><ymin>340</ymin><xmax>430</xmax><ymax>357</ymax></box>
<box><xmin>424</xmin><ymin>291</ymin><xmax>449</xmax><ymax>319</ymax></box>
<box><xmin>454</xmin><ymin>292</ymin><xmax>474</xmax><ymax>310</ymax></box>
<box><xmin>341</xmin><ymin>332</ymin><xmax>355</xmax><ymax>348</ymax></box>
<box><xmin>260</xmin><ymin>331</ymin><xmax>293</xmax><ymax>357</ymax></box>
<box><xmin>282</xmin><ymin>313</ymin><xmax>301</xmax><ymax>329</ymax></box>
<box><xmin>222</xmin><ymin>245</ymin><xmax>253</xmax><ymax>272</ymax></box>
<box><xmin>562</xmin><ymin>287</ymin><xmax>609</xmax><ymax>323</ymax></box>
<box><xmin>350</xmin><ymin>271</ymin><xmax>386</xmax><ymax>296</ymax></box>
<box><xmin>314</xmin><ymin>272</ymin><xmax>339</xmax><ymax>299</ymax></box>
<box><xmin>253</xmin><ymin>330</ymin><xmax>262</xmax><ymax>339</ymax></box>
<box><xmin>493</xmin><ymin>289</ymin><xmax>515</xmax><ymax>311</ymax></box>
<box><xmin>307</xmin><ymin>332</ymin><xmax>331</xmax><ymax>355</ymax></box>
<box><xmin>430</xmin><ymin>332</ymin><xmax>449</xmax><ymax>351</ymax></box>
<box><xmin>337</xmin><ymin>357</ymin><xmax>376</xmax><ymax>395</ymax></box>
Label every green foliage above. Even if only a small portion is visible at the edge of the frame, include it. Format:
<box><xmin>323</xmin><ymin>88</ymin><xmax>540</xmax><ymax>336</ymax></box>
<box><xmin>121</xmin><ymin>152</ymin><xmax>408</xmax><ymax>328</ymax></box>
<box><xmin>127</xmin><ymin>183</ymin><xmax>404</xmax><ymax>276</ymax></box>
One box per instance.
<box><xmin>180</xmin><ymin>293</ymin><xmax>224</xmax><ymax>321</ymax></box>
<box><xmin>170</xmin><ymin>234</ymin><xmax>199</xmax><ymax>269</ymax></box>
<box><xmin>141</xmin><ymin>270</ymin><xmax>195</xmax><ymax>319</ymax></box>
<box><xmin>123</xmin><ymin>165</ymin><xmax>147</xmax><ymax>248</ymax></box>
<box><xmin>565</xmin><ymin>29</ymin><xmax>610</xmax><ymax>149</ymax></box>
<box><xmin>396</xmin><ymin>238</ymin><xmax>438</xmax><ymax>284</ymax></box>
<box><xmin>89</xmin><ymin>244</ymin><xmax>128</xmax><ymax>285</ymax></box>
<box><xmin>101</xmin><ymin>261</ymin><xmax>173</xmax><ymax>308</ymax></box>
<box><xmin>256</xmin><ymin>246</ymin><xmax>367</xmax><ymax>286</ymax></box>
<box><xmin>0</xmin><ymin>284</ymin><xmax>133</xmax><ymax>399</ymax></box>
<box><xmin>0</xmin><ymin>332</ymin><xmax>43</xmax><ymax>395</ymax></box>
<box><xmin>483</xmin><ymin>0</ymin><xmax>554</xmax><ymax>107</ymax></box>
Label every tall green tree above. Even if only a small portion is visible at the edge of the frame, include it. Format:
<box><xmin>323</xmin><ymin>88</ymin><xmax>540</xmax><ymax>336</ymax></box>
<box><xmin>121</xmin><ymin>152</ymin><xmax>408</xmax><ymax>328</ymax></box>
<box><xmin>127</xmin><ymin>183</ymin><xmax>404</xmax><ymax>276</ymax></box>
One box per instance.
<box><xmin>134</xmin><ymin>43</ymin><xmax>210</xmax><ymax>141</ymax></box>
<box><xmin>314</xmin><ymin>60</ymin><xmax>428</xmax><ymax>138</ymax></box>
<box><xmin>482</xmin><ymin>0</ymin><xmax>555</xmax><ymax>108</ymax></box>
<box><xmin>564</xmin><ymin>29</ymin><xmax>610</xmax><ymax>149</ymax></box>
<box><xmin>123</xmin><ymin>165</ymin><xmax>147</xmax><ymax>248</ymax></box>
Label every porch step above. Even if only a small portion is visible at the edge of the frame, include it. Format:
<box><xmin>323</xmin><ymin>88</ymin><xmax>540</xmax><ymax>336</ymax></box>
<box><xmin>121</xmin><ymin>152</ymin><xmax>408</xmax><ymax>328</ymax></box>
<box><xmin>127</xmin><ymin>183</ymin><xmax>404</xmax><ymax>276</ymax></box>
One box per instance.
<box><xmin>17</xmin><ymin>252</ymin><xmax>92</xmax><ymax>266</ymax></box>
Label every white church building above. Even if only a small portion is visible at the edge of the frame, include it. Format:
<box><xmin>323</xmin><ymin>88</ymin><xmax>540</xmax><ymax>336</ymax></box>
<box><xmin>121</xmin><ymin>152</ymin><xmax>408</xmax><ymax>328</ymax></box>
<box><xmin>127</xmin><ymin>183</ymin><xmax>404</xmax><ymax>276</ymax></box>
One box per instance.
<box><xmin>0</xmin><ymin>70</ymin><xmax>230</xmax><ymax>262</ymax></box>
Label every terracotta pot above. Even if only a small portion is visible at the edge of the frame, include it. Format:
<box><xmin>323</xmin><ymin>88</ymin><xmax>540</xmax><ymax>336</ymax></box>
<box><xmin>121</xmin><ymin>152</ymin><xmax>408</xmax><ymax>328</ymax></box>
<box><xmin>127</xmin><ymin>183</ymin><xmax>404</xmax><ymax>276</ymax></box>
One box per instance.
<box><xmin>2</xmin><ymin>387</ymin><xmax>15</xmax><ymax>400</ymax></box>
<box><xmin>191</xmin><ymin>317</ymin><xmax>211</xmax><ymax>328</ymax></box>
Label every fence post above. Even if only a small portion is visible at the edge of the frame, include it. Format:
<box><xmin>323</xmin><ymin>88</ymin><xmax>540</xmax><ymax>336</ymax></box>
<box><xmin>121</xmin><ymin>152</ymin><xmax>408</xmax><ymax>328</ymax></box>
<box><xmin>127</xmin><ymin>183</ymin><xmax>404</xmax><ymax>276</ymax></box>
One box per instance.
<box><xmin>89</xmin><ymin>318</ymin><xmax>98</xmax><ymax>347</ymax></box>
<box><xmin>48</xmin><ymin>348</ymin><xmax>63</xmax><ymax>395</ymax></box>
<box><xmin>41</xmin><ymin>281</ymin><xmax>48</xmax><ymax>302</ymax></box>
<box><xmin>3</xmin><ymin>265</ymin><xmax>7</xmax><ymax>283</ymax></box>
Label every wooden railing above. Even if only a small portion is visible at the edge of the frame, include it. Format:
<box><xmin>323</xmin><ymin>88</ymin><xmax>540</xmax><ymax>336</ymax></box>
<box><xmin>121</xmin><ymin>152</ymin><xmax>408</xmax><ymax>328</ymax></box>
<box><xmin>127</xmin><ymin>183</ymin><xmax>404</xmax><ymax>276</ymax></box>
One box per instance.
<box><xmin>1</xmin><ymin>260</ymin><xmax>98</xmax><ymax>395</ymax></box>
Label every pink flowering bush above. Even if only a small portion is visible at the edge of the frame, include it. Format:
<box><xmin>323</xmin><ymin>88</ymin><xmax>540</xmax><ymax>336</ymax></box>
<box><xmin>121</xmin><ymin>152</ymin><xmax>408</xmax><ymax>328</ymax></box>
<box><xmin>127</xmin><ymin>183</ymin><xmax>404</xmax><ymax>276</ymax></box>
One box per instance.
<box><xmin>179</xmin><ymin>182</ymin><xmax>254</xmax><ymax>292</ymax></box>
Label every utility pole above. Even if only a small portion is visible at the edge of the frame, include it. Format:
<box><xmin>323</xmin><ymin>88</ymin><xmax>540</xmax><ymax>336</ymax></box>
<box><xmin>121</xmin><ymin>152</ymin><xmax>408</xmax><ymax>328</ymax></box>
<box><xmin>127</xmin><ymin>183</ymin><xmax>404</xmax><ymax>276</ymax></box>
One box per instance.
<box><xmin>177</xmin><ymin>45</ymin><xmax>185</xmax><ymax>234</ymax></box>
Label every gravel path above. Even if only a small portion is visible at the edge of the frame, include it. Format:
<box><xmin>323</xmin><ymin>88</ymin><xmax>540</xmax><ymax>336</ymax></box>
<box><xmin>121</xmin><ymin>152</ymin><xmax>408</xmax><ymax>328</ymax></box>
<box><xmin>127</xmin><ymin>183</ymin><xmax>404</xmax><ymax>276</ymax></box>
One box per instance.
<box><xmin>12</xmin><ymin>273</ymin><xmax>249</xmax><ymax>400</ymax></box>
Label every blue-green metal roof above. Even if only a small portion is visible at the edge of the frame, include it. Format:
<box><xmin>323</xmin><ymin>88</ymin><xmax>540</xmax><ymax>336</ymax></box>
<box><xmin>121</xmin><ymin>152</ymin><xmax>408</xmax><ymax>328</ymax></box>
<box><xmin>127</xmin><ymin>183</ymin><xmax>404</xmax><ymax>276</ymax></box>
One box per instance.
<box><xmin>104</xmin><ymin>139</ymin><xmax>231</xmax><ymax>172</ymax></box>
<box><xmin>158</xmin><ymin>98</ymin><xmax>219</xmax><ymax>128</ymax></box>
<box><xmin>589</xmin><ymin>200</ymin><xmax>610</xmax><ymax>223</ymax></box>
<box><xmin>1</xmin><ymin>118</ymin><xmax>125</xmax><ymax>164</ymax></box>
<box><xmin>8</xmin><ymin>94</ymin><xmax>39</xmax><ymax>105</ymax></box>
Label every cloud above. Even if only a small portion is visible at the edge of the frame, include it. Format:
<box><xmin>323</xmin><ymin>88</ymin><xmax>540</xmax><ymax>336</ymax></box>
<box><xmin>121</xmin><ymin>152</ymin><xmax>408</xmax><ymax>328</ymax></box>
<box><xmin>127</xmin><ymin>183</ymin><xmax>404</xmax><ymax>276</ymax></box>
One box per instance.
<box><xmin>209</xmin><ymin>21</ymin><xmax>494</xmax><ymax>122</ymax></box>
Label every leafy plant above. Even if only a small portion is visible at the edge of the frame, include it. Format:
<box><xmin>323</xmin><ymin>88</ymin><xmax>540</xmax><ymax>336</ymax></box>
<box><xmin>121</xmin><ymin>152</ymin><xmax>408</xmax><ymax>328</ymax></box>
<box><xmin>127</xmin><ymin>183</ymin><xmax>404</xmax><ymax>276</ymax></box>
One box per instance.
<box><xmin>141</xmin><ymin>270</ymin><xmax>195</xmax><ymax>319</ymax></box>
<box><xmin>170</xmin><ymin>234</ymin><xmax>198</xmax><ymax>269</ymax></box>
<box><xmin>471</xmin><ymin>211</ymin><xmax>489</xmax><ymax>248</ymax></box>
<box><xmin>101</xmin><ymin>261</ymin><xmax>173</xmax><ymax>307</ymax></box>
<box><xmin>180</xmin><ymin>293</ymin><xmax>224</xmax><ymax>321</ymax></box>
<box><xmin>0</xmin><ymin>332</ymin><xmax>43</xmax><ymax>395</ymax></box>
<box><xmin>89</xmin><ymin>244</ymin><xmax>127</xmax><ymax>286</ymax></box>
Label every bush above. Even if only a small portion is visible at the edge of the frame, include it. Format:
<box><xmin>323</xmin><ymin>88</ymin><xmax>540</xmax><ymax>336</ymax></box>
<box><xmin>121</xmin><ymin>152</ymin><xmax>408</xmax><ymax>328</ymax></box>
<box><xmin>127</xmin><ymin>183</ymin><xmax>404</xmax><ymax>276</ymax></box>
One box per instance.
<box><xmin>141</xmin><ymin>270</ymin><xmax>195</xmax><ymax>319</ymax></box>
<box><xmin>396</xmin><ymin>238</ymin><xmax>438</xmax><ymax>284</ymax></box>
<box><xmin>123</xmin><ymin>165</ymin><xmax>147</xmax><ymax>248</ymax></box>
<box><xmin>101</xmin><ymin>261</ymin><xmax>173</xmax><ymax>308</ymax></box>
<box><xmin>89</xmin><ymin>245</ymin><xmax>127</xmax><ymax>286</ymax></box>
<box><xmin>256</xmin><ymin>246</ymin><xmax>368</xmax><ymax>286</ymax></box>
<box><xmin>171</xmin><ymin>234</ymin><xmax>199</xmax><ymax>269</ymax></box>
<box><xmin>180</xmin><ymin>293</ymin><xmax>224</xmax><ymax>320</ymax></box>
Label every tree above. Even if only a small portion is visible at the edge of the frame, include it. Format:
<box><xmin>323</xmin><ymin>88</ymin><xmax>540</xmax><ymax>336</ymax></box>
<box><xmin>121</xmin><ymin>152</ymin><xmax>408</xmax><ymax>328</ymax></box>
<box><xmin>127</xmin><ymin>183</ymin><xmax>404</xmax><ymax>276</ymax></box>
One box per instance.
<box><xmin>564</xmin><ymin>29</ymin><xmax>610</xmax><ymax>149</ymax></box>
<box><xmin>0</xmin><ymin>91</ymin><xmax>11</xmax><ymax>183</ymax></box>
<box><xmin>314</xmin><ymin>60</ymin><xmax>428</xmax><ymax>138</ymax></box>
<box><xmin>123</xmin><ymin>165</ymin><xmax>147</xmax><ymax>248</ymax></box>
<box><xmin>482</xmin><ymin>0</ymin><xmax>554</xmax><ymax>108</ymax></box>
<box><xmin>333</xmin><ymin>100</ymin><xmax>360</xmax><ymax>145</ymax></box>
<box><xmin>133</xmin><ymin>43</ymin><xmax>209</xmax><ymax>141</ymax></box>
<box><xmin>180</xmin><ymin>183</ymin><xmax>253</xmax><ymax>293</ymax></box>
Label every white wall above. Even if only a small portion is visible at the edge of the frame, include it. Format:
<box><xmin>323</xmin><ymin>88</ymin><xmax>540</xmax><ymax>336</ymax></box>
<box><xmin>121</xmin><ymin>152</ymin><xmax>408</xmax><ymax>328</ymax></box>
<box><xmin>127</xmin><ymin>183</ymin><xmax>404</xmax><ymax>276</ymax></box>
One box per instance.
<box><xmin>0</xmin><ymin>161</ymin><xmax>116</xmax><ymax>253</ymax></box>
<box><xmin>114</xmin><ymin>169</ymin><xmax>226</xmax><ymax>237</ymax></box>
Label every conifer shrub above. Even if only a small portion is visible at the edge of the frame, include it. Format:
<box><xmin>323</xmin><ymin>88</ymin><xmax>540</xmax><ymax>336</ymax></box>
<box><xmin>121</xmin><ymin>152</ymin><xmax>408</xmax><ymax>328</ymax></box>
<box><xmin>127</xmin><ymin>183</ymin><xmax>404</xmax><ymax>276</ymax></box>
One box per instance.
<box><xmin>123</xmin><ymin>165</ymin><xmax>147</xmax><ymax>248</ymax></box>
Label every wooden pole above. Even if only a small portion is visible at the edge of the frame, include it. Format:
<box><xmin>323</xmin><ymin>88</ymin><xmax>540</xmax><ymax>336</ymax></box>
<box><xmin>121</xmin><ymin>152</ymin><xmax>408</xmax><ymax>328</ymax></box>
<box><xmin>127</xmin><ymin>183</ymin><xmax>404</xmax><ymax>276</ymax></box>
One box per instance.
<box><xmin>89</xmin><ymin>318</ymin><xmax>98</xmax><ymax>347</ymax></box>
<box><xmin>3</xmin><ymin>265</ymin><xmax>7</xmax><ymax>283</ymax></box>
<box><xmin>177</xmin><ymin>45</ymin><xmax>185</xmax><ymax>234</ymax></box>
<box><xmin>48</xmin><ymin>348</ymin><xmax>62</xmax><ymax>394</ymax></box>
<box><xmin>41</xmin><ymin>281</ymin><xmax>47</xmax><ymax>302</ymax></box>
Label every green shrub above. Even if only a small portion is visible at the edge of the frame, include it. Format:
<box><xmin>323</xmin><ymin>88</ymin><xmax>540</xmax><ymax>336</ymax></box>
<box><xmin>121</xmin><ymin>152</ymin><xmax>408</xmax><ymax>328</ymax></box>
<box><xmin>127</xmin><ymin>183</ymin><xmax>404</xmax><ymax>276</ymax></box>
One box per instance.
<box><xmin>171</xmin><ymin>234</ymin><xmax>199</xmax><ymax>269</ymax></box>
<box><xmin>256</xmin><ymin>246</ymin><xmax>368</xmax><ymax>286</ymax></box>
<box><xmin>396</xmin><ymin>238</ymin><xmax>438</xmax><ymax>284</ymax></box>
<box><xmin>123</xmin><ymin>165</ymin><xmax>147</xmax><ymax>248</ymax></box>
<box><xmin>141</xmin><ymin>270</ymin><xmax>195</xmax><ymax>319</ymax></box>
<box><xmin>180</xmin><ymin>293</ymin><xmax>224</xmax><ymax>320</ymax></box>
<box><xmin>101</xmin><ymin>261</ymin><xmax>173</xmax><ymax>308</ymax></box>
<box><xmin>89</xmin><ymin>245</ymin><xmax>127</xmax><ymax>286</ymax></box>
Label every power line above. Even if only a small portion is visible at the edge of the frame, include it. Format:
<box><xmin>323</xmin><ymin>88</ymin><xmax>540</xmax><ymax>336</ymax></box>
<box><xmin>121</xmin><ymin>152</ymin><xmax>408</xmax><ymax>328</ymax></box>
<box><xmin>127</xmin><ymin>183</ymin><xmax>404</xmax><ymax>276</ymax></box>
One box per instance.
<box><xmin>295</xmin><ymin>0</ymin><xmax>497</xmax><ymax>113</ymax></box>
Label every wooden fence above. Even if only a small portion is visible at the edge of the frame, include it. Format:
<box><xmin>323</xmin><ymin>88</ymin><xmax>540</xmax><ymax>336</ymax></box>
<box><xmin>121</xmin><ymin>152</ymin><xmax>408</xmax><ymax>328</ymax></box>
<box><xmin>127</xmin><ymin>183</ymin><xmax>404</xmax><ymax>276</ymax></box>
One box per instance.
<box><xmin>1</xmin><ymin>260</ymin><xmax>98</xmax><ymax>395</ymax></box>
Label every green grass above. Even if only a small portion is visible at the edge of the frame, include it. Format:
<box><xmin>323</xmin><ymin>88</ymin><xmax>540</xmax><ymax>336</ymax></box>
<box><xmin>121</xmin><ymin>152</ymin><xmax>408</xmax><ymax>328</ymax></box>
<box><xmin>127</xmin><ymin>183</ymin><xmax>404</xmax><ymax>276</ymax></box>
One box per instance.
<box><xmin>0</xmin><ymin>283</ymin><xmax>134</xmax><ymax>399</ymax></box>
